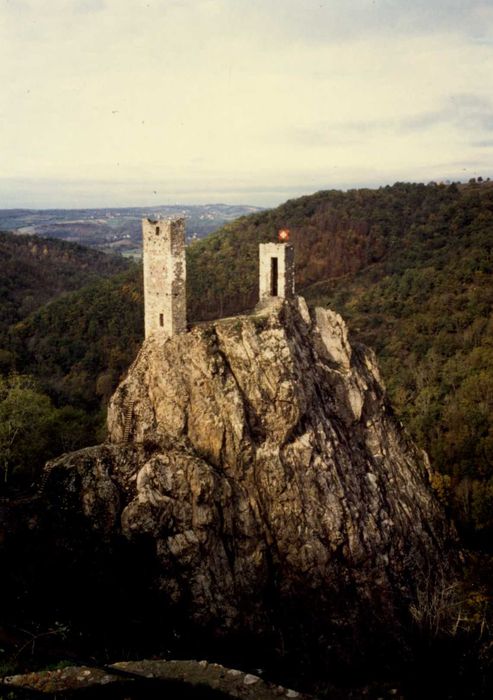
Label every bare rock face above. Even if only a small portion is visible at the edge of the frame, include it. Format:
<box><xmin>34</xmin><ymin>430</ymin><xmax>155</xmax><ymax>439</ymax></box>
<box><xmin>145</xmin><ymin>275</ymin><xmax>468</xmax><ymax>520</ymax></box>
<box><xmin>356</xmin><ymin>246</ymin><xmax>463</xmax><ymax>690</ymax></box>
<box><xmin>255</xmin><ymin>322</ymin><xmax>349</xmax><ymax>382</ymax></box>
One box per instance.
<box><xmin>2</xmin><ymin>658</ymin><xmax>312</xmax><ymax>699</ymax></box>
<box><xmin>43</xmin><ymin>297</ymin><xmax>454</xmax><ymax>673</ymax></box>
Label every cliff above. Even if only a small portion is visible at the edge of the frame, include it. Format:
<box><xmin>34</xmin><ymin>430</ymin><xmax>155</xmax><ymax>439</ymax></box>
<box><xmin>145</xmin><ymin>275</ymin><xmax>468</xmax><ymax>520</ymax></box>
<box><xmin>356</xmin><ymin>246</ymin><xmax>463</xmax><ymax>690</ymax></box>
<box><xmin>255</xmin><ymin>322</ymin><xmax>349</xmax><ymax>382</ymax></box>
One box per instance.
<box><xmin>31</xmin><ymin>296</ymin><xmax>454</xmax><ymax>680</ymax></box>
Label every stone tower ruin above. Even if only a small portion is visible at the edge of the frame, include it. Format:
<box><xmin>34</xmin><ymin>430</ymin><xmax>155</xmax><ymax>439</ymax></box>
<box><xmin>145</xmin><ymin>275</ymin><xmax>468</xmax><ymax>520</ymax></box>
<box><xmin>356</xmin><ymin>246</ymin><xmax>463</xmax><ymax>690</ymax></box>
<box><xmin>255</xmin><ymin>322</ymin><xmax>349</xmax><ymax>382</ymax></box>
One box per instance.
<box><xmin>259</xmin><ymin>242</ymin><xmax>295</xmax><ymax>301</ymax></box>
<box><xmin>142</xmin><ymin>217</ymin><xmax>187</xmax><ymax>339</ymax></box>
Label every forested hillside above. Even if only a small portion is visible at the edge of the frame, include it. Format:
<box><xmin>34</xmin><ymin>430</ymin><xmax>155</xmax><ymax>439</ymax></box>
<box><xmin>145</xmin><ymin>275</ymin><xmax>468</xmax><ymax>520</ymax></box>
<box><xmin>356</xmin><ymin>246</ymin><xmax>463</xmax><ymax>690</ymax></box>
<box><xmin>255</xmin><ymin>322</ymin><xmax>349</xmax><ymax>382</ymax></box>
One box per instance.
<box><xmin>187</xmin><ymin>180</ymin><xmax>493</xmax><ymax>540</ymax></box>
<box><xmin>0</xmin><ymin>232</ymin><xmax>133</xmax><ymax>491</ymax></box>
<box><xmin>3</xmin><ymin>181</ymin><xmax>493</xmax><ymax>542</ymax></box>
<box><xmin>9</xmin><ymin>269</ymin><xmax>143</xmax><ymax>411</ymax></box>
<box><xmin>302</xmin><ymin>186</ymin><xmax>493</xmax><ymax>541</ymax></box>
<box><xmin>0</xmin><ymin>231</ymin><xmax>130</xmax><ymax>336</ymax></box>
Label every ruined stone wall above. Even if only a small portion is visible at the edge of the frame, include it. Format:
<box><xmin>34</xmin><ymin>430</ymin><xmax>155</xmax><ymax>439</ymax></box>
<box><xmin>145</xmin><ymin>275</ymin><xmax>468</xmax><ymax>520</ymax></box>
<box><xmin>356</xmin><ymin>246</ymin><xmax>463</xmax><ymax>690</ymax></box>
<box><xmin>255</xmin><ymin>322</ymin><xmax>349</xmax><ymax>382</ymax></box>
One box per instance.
<box><xmin>142</xmin><ymin>218</ymin><xmax>187</xmax><ymax>339</ymax></box>
<box><xmin>259</xmin><ymin>243</ymin><xmax>295</xmax><ymax>301</ymax></box>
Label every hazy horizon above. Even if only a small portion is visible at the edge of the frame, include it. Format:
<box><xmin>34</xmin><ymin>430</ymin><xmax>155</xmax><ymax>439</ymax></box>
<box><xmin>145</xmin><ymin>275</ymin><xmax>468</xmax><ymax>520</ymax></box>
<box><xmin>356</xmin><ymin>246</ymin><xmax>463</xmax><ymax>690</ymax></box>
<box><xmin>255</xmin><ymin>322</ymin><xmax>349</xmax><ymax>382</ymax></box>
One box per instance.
<box><xmin>0</xmin><ymin>173</ymin><xmax>488</xmax><ymax>211</ymax></box>
<box><xmin>2</xmin><ymin>0</ymin><xmax>493</xmax><ymax>208</ymax></box>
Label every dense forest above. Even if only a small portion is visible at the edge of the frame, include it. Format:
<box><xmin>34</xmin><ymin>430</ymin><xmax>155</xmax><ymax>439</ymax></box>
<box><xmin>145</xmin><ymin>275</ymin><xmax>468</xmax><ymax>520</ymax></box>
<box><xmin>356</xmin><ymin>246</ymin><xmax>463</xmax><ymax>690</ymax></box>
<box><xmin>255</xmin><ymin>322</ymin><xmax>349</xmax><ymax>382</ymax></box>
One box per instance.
<box><xmin>0</xmin><ymin>231</ymin><xmax>130</xmax><ymax>334</ymax></box>
<box><xmin>0</xmin><ymin>233</ymin><xmax>133</xmax><ymax>489</ymax></box>
<box><xmin>1</xmin><ymin>181</ymin><xmax>493</xmax><ymax>546</ymax></box>
<box><xmin>188</xmin><ymin>180</ymin><xmax>493</xmax><ymax>544</ymax></box>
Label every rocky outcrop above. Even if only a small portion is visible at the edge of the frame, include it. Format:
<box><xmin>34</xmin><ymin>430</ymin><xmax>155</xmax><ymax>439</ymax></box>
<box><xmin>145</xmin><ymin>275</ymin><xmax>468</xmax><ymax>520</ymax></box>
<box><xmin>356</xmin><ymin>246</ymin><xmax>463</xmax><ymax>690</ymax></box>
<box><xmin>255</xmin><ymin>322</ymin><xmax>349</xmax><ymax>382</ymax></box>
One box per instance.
<box><xmin>2</xmin><ymin>659</ymin><xmax>312</xmax><ymax>699</ymax></box>
<box><xmin>38</xmin><ymin>297</ymin><xmax>454</xmax><ymax>677</ymax></box>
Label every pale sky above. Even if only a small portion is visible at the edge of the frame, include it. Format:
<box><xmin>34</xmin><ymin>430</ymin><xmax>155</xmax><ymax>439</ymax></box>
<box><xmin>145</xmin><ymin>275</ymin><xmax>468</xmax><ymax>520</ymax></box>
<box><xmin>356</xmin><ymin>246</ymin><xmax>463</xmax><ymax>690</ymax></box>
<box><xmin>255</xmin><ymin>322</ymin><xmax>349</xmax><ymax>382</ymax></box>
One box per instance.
<box><xmin>1</xmin><ymin>0</ymin><xmax>493</xmax><ymax>207</ymax></box>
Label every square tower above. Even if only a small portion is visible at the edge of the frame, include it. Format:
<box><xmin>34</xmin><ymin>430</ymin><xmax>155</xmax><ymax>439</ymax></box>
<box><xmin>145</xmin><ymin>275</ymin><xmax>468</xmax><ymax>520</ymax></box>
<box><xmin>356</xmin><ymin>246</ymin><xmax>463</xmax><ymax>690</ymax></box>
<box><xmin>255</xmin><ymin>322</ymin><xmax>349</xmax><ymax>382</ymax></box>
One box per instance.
<box><xmin>259</xmin><ymin>242</ymin><xmax>295</xmax><ymax>301</ymax></box>
<box><xmin>142</xmin><ymin>217</ymin><xmax>187</xmax><ymax>339</ymax></box>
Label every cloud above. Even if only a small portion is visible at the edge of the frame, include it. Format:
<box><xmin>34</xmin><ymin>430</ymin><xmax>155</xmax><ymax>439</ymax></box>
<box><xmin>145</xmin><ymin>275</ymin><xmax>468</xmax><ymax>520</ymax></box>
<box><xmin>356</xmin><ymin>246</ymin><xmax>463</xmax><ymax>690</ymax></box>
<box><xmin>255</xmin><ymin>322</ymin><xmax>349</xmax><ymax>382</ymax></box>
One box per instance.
<box><xmin>4</xmin><ymin>1</ymin><xmax>492</xmax><ymax>50</ymax></box>
<box><xmin>289</xmin><ymin>93</ymin><xmax>493</xmax><ymax>149</ymax></box>
<box><xmin>1</xmin><ymin>1</ymin><xmax>493</xmax><ymax>206</ymax></box>
<box><xmin>73</xmin><ymin>0</ymin><xmax>106</xmax><ymax>12</ymax></box>
<box><xmin>393</xmin><ymin>94</ymin><xmax>493</xmax><ymax>133</ymax></box>
<box><xmin>472</xmin><ymin>140</ymin><xmax>493</xmax><ymax>148</ymax></box>
<box><xmin>226</xmin><ymin>0</ymin><xmax>493</xmax><ymax>47</ymax></box>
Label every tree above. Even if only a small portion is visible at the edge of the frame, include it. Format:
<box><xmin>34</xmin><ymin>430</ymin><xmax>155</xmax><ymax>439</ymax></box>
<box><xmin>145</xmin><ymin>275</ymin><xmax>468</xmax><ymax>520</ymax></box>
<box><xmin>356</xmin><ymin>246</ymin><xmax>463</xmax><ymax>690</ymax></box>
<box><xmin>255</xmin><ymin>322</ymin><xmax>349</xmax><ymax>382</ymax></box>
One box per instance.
<box><xmin>0</xmin><ymin>374</ymin><xmax>56</xmax><ymax>486</ymax></box>
<box><xmin>0</xmin><ymin>374</ymin><xmax>91</xmax><ymax>491</ymax></box>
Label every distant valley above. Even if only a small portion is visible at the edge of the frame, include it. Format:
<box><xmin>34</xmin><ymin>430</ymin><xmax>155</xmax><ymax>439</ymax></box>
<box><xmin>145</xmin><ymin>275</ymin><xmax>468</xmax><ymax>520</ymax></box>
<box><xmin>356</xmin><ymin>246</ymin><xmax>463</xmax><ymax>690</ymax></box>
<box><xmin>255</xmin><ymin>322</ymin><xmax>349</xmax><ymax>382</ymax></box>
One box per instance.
<box><xmin>0</xmin><ymin>203</ymin><xmax>263</xmax><ymax>257</ymax></box>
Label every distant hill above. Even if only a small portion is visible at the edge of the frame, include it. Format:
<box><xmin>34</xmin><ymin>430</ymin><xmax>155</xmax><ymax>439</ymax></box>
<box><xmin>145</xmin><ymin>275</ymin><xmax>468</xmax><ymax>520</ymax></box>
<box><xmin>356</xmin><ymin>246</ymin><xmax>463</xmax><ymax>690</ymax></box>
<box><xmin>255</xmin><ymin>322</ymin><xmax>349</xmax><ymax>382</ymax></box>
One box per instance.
<box><xmin>0</xmin><ymin>203</ymin><xmax>264</xmax><ymax>255</ymax></box>
<box><xmin>187</xmin><ymin>180</ymin><xmax>492</xmax><ymax>318</ymax></box>
<box><xmin>4</xmin><ymin>181</ymin><xmax>493</xmax><ymax>539</ymax></box>
<box><xmin>187</xmin><ymin>180</ymin><xmax>493</xmax><ymax>540</ymax></box>
<box><xmin>0</xmin><ymin>232</ymin><xmax>133</xmax><ymax>489</ymax></box>
<box><xmin>9</xmin><ymin>268</ymin><xmax>143</xmax><ymax>411</ymax></box>
<box><xmin>0</xmin><ymin>230</ymin><xmax>130</xmax><ymax>334</ymax></box>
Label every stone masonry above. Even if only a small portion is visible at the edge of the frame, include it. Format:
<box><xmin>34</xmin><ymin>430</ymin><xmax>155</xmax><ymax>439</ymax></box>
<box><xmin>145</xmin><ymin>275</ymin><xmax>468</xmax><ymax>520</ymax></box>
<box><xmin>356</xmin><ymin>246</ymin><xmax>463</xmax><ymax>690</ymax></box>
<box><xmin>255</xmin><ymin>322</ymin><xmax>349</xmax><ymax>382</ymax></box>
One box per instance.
<box><xmin>142</xmin><ymin>217</ymin><xmax>187</xmax><ymax>339</ymax></box>
<box><xmin>259</xmin><ymin>242</ymin><xmax>295</xmax><ymax>301</ymax></box>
